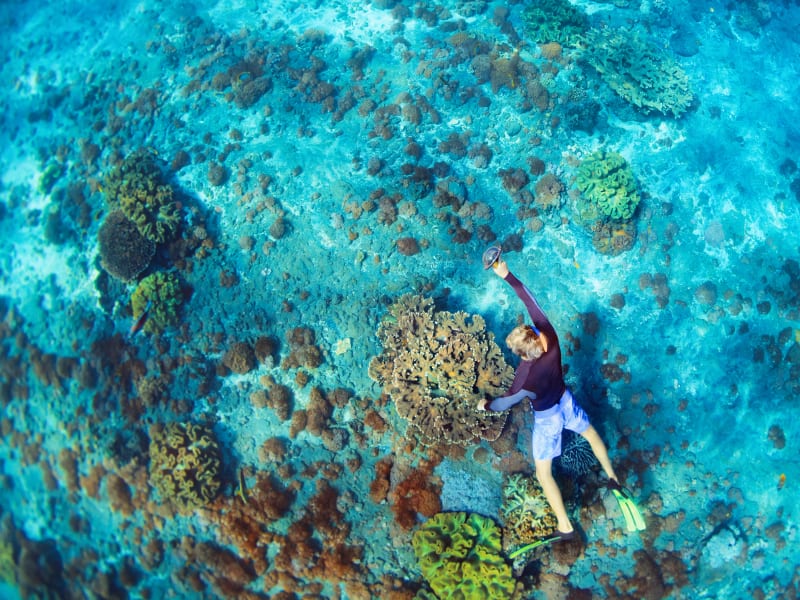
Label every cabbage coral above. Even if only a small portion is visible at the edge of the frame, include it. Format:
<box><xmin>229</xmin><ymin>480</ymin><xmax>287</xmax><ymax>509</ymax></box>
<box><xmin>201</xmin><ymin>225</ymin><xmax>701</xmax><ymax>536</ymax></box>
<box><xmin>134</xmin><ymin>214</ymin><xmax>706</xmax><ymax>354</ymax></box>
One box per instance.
<box><xmin>413</xmin><ymin>512</ymin><xmax>519</xmax><ymax>600</ymax></box>
<box><xmin>576</xmin><ymin>150</ymin><xmax>640</xmax><ymax>221</ymax></box>
<box><xmin>131</xmin><ymin>271</ymin><xmax>183</xmax><ymax>334</ymax></box>
<box><xmin>103</xmin><ymin>149</ymin><xmax>181</xmax><ymax>243</ymax></box>
<box><xmin>148</xmin><ymin>422</ymin><xmax>222</xmax><ymax>513</ymax></box>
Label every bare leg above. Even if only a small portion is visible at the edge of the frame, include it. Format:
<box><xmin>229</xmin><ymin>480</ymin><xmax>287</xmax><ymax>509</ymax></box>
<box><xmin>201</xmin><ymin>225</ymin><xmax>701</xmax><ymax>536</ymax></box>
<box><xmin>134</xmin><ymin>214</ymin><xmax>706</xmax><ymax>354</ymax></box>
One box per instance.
<box><xmin>580</xmin><ymin>425</ymin><xmax>618</xmax><ymax>482</ymax></box>
<box><xmin>534</xmin><ymin>458</ymin><xmax>573</xmax><ymax>533</ymax></box>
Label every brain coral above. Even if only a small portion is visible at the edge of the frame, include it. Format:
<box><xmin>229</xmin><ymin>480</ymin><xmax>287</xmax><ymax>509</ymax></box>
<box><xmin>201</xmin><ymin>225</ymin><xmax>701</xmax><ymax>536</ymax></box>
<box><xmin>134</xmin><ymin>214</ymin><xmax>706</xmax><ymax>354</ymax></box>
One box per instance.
<box><xmin>104</xmin><ymin>149</ymin><xmax>181</xmax><ymax>243</ymax></box>
<box><xmin>368</xmin><ymin>294</ymin><xmax>513</xmax><ymax>446</ymax></box>
<box><xmin>500</xmin><ymin>474</ymin><xmax>558</xmax><ymax>552</ymax></box>
<box><xmin>575</xmin><ymin>150</ymin><xmax>640</xmax><ymax>221</ymax></box>
<box><xmin>148</xmin><ymin>422</ymin><xmax>222</xmax><ymax>513</ymax></box>
<box><xmin>98</xmin><ymin>210</ymin><xmax>155</xmax><ymax>281</ymax></box>
<box><xmin>583</xmin><ymin>28</ymin><xmax>693</xmax><ymax>118</ymax></box>
<box><xmin>130</xmin><ymin>271</ymin><xmax>183</xmax><ymax>334</ymax></box>
<box><xmin>413</xmin><ymin>512</ymin><xmax>518</xmax><ymax>600</ymax></box>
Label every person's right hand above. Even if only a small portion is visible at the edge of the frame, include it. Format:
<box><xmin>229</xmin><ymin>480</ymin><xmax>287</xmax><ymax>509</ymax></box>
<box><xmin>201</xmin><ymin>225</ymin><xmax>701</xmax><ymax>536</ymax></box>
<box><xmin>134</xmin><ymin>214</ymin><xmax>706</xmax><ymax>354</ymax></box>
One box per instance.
<box><xmin>492</xmin><ymin>259</ymin><xmax>509</xmax><ymax>278</ymax></box>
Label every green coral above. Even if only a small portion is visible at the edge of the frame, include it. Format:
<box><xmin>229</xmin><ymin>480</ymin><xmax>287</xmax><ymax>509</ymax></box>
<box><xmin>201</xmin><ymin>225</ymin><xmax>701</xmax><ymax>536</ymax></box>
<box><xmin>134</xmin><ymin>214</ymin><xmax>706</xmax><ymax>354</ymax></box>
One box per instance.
<box><xmin>39</xmin><ymin>161</ymin><xmax>64</xmax><ymax>195</ymax></box>
<box><xmin>104</xmin><ymin>149</ymin><xmax>181</xmax><ymax>243</ymax></box>
<box><xmin>148</xmin><ymin>422</ymin><xmax>222</xmax><ymax>513</ymax></box>
<box><xmin>582</xmin><ymin>28</ymin><xmax>693</xmax><ymax>117</ymax></box>
<box><xmin>0</xmin><ymin>538</ymin><xmax>16</xmax><ymax>584</ymax></box>
<box><xmin>575</xmin><ymin>150</ymin><xmax>640</xmax><ymax>221</ymax></box>
<box><xmin>522</xmin><ymin>0</ymin><xmax>588</xmax><ymax>47</ymax></box>
<box><xmin>413</xmin><ymin>512</ymin><xmax>518</xmax><ymax>600</ymax></box>
<box><xmin>131</xmin><ymin>271</ymin><xmax>183</xmax><ymax>334</ymax></box>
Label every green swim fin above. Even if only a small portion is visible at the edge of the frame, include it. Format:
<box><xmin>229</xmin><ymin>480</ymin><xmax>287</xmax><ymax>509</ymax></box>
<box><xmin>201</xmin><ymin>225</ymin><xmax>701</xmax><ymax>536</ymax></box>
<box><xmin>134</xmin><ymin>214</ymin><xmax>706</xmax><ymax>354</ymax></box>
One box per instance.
<box><xmin>611</xmin><ymin>486</ymin><xmax>646</xmax><ymax>532</ymax></box>
<box><xmin>508</xmin><ymin>530</ymin><xmax>578</xmax><ymax>558</ymax></box>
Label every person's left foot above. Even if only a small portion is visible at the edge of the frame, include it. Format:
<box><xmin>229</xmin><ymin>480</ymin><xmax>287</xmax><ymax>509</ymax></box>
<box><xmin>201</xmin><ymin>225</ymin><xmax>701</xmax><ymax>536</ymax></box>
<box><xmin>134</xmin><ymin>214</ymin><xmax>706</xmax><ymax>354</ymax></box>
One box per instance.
<box><xmin>547</xmin><ymin>529</ymin><xmax>578</xmax><ymax>543</ymax></box>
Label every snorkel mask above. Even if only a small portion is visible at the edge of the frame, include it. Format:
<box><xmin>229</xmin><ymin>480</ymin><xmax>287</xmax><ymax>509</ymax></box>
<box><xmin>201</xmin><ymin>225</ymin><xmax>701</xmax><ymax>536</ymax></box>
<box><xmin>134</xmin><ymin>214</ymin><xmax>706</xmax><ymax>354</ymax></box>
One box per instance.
<box><xmin>482</xmin><ymin>245</ymin><xmax>502</xmax><ymax>270</ymax></box>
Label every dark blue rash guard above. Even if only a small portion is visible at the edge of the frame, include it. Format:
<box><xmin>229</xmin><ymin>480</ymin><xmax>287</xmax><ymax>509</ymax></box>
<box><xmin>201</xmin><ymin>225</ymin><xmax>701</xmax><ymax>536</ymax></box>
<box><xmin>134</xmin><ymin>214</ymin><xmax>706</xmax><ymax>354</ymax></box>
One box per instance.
<box><xmin>486</xmin><ymin>272</ymin><xmax>566</xmax><ymax>413</ymax></box>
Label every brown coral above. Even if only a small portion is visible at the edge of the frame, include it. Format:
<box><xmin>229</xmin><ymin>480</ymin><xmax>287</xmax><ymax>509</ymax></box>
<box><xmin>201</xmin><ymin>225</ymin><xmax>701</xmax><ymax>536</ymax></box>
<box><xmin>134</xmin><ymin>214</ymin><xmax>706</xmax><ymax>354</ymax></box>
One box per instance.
<box><xmin>281</xmin><ymin>327</ymin><xmax>323</xmax><ymax>370</ymax></box>
<box><xmin>534</xmin><ymin>173</ymin><xmax>564</xmax><ymax>209</ymax></box>
<box><xmin>389</xmin><ymin>463</ymin><xmax>442</xmax><ymax>530</ymax></box>
<box><xmin>223</xmin><ymin>341</ymin><xmax>257</xmax><ymax>374</ymax></box>
<box><xmin>209</xmin><ymin>471</ymin><xmax>295</xmax><ymax>575</ymax></box>
<box><xmin>368</xmin><ymin>294</ymin><xmax>513</xmax><ymax>446</ymax></box>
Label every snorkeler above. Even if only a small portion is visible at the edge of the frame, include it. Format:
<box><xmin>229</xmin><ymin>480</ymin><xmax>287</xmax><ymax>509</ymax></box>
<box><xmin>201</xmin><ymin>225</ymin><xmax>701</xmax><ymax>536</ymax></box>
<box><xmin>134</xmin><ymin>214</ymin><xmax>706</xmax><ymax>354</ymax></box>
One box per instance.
<box><xmin>477</xmin><ymin>248</ymin><xmax>641</xmax><ymax>542</ymax></box>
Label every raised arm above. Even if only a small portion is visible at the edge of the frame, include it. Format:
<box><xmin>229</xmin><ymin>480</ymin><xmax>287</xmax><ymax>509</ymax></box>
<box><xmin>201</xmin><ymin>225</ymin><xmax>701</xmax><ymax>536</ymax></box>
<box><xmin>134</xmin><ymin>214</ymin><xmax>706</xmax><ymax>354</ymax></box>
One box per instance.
<box><xmin>492</xmin><ymin>260</ymin><xmax>550</xmax><ymax>329</ymax></box>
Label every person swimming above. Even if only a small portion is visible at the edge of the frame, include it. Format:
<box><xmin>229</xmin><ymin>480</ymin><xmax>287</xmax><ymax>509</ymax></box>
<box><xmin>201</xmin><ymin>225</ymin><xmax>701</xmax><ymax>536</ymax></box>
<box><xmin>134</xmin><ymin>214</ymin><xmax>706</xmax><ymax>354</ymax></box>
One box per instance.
<box><xmin>477</xmin><ymin>253</ymin><xmax>624</xmax><ymax>542</ymax></box>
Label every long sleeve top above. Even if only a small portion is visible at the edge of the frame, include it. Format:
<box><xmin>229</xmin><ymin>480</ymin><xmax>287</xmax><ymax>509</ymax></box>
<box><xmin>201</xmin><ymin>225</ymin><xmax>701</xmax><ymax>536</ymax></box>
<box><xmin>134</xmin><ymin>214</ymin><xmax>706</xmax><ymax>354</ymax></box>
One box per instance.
<box><xmin>487</xmin><ymin>272</ymin><xmax>566</xmax><ymax>413</ymax></box>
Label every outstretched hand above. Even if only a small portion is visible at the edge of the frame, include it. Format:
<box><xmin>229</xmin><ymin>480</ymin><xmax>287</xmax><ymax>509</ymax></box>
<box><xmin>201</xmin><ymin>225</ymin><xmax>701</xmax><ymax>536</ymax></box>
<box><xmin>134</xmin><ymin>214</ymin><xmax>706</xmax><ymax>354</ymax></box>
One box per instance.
<box><xmin>476</xmin><ymin>398</ymin><xmax>489</xmax><ymax>411</ymax></box>
<box><xmin>492</xmin><ymin>259</ymin><xmax>509</xmax><ymax>278</ymax></box>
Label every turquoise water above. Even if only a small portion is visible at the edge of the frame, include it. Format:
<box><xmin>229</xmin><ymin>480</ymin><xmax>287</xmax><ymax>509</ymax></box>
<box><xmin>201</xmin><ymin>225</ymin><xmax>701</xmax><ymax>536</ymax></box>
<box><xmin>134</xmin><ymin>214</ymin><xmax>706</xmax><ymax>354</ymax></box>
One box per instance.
<box><xmin>1</xmin><ymin>0</ymin><xmax>798</xmax><ymax>597</ymax></box>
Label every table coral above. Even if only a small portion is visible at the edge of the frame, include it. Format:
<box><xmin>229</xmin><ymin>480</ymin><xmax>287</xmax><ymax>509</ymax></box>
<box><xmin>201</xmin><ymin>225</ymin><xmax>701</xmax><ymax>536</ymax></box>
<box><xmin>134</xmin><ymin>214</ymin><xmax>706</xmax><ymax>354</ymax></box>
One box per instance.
<box><xmin>500</xmin><ymin>474</ymin><xmax>558</xmax><ymax>552</ymax></box>
<box><xmin>576</xmin><ymin>151</ymin><xmax>641</xmax><ymax>222</ymax></box>
<box><xmin>412</xmin><ymin>511</ymin><xmax>519</xmax><ymax>600</ymax></box>
<box><xmin>582</xmin><ymin>28</ymin><xmax>694</xmax><ymax>118</ymax></box>
<box><xmin>130</xmin><ymin>271</ymin><xmax>184</xmax><ymax>334</ymax></box>
<box><xmin>368</xmin><ymin>294</ymin><xmax>513</xmax><ymax>446</ymax></box>
<box><xmin>148</xmin><ymin>422</ymin><xmax>222</xmax><ymax>513</ymax></box>
<box><xmin>103</xmin><ymin>149</ymin><xmax>181</xmax><ymax>243</ymax></box>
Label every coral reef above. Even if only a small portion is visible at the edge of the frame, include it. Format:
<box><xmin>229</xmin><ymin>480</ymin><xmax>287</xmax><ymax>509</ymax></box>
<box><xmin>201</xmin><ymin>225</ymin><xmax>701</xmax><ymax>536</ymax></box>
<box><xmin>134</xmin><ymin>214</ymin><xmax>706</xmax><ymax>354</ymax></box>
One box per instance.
<box><xmin>97</xmin><ymin>210</ymin><xmax>156</xmax><ymax>281</ymax></box>
<box><xmin>130</xmin><ymin>271</ymin><xmax>184</xmax><ymax>334</ymax></box>
<box><xmin>534</xmin><ymin>173</ymin><xmax>564</xmax><ymax>210</ymax></box>
<box><xmin>388</xmin><ymin>461</ymin><xmax>442</xmax><ymax>530</ymax></box>
<box><xmin>576</xmin><ymin>151</ymin><xmax>641</xmax><ymax>222</ymax></box>
<box><xmin>500</xmin><ymin>473</ymin><xmax>558</xmax><ymax>551</ymax></box>
<box><xmin>592</xmin><ymin>219</ymin><xmax>638</xmax><ymax>256</ymax></box>
<box><xmin>210</xmin><ymin>471</ymin><xmax>295</xmax><ymax>575</ymax></box>
<box><xmin>223</xmin><ymin>341</ymin><xmax>257</xmax><ymax>374</ymax></box>
<box><xmin>583</xmin><ymin>28</ymin><xmax>694</xmax><ymax>117</ymax></box>
<box><xmin>148</xmin><ymin>422</ymin><xmax>222</xmax><ymax>513</ymax></box>
<box><xmin>412</xmin><ymin>511</ymin><xmax>518</xmax><ymax>600</ymax></box>
<box><xmin>368</xmin><ymin>294</ymin><xmax>513</xmax><ymax>446</ymax></box>
<box><xmin>103</xmin><ymin>149</ymin><xmax>181</xmax><ymax>243</ymax></box>
<box><xmin>522</xmin><ymin>0</ymin><xmax>588</xmax><ymax>47</ymax></box>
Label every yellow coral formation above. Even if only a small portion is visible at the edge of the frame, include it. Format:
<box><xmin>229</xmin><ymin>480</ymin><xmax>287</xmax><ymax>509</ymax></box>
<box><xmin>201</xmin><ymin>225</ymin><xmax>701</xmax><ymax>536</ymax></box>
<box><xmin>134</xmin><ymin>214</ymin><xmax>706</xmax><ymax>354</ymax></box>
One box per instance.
<box><xmin>369</xmin><ymin>294</ymin><xmax>513</xmax><ymax>446</ymax></box>
<box><xmin>500</xmin><ymin>474</ymin><xmax>558</xmax><ymax>551</ymax></box>
<box><xmin>0</xmin><ymin>538</ymin><xmax>16</xmax><ymax>584</ymax></box>
<box><xmin>148</xmin><ymin>422</ymin><xmax>222</xmax><ymax>513</ymax></box>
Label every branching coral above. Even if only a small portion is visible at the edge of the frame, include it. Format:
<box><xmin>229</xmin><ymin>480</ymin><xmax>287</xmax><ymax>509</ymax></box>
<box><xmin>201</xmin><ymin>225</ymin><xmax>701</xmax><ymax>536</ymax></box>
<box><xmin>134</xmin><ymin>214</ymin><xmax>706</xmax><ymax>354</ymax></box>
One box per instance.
<box><xmin>368</xmin><ymin>294</ymin><xmax>513</xmax><ymax>446</ymax></box>
<box><xmin>576</xmin><ymin>151</ymin><xmax>640</xmax><ymax>221</ymax></box>
<box><xmin>500</xmin><ymin>474</ymin><xmax>558</xmax><ymax>551</ymax></box>
<box><xmin>130</xmin><ymin>271</ymin><xmax>184</xmax><ymax>334</ymax></box>
<box><xmin>104</xmin><ymin>149</ymin><xmax>181</xmax><ymax>243</ymax></box>
<box><xmin>413</xmin><ymin>512</ymin><xmax>518</xmax><ymax>600</ymax></box>
<box><xmin>582</xmin><ymin>28</ymin><xmax>693</xmax><ymax>118</ymax></box>
<box><xmin>148</xmin><ymin>422</ymin><xmax>222</xmax><ymax>513</ymax></box>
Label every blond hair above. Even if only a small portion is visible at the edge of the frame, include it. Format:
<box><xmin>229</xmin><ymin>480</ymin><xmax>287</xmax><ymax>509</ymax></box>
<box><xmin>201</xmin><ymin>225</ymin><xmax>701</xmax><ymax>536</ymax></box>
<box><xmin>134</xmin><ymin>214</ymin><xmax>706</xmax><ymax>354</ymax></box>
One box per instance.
<box><xmin>506</xmin><ymin>324</ymin><xmax>545</xmax><ymax>361</ymax></box>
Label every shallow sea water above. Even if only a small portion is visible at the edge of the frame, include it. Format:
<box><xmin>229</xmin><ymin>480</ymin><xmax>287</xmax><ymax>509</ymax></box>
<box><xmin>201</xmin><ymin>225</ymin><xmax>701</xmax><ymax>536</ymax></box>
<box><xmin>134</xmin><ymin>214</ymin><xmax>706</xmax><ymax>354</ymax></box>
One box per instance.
<box><xmin>0</xmin><ymin>0</ymin><xmax>799</xmax><ymax>598</ymax></box>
